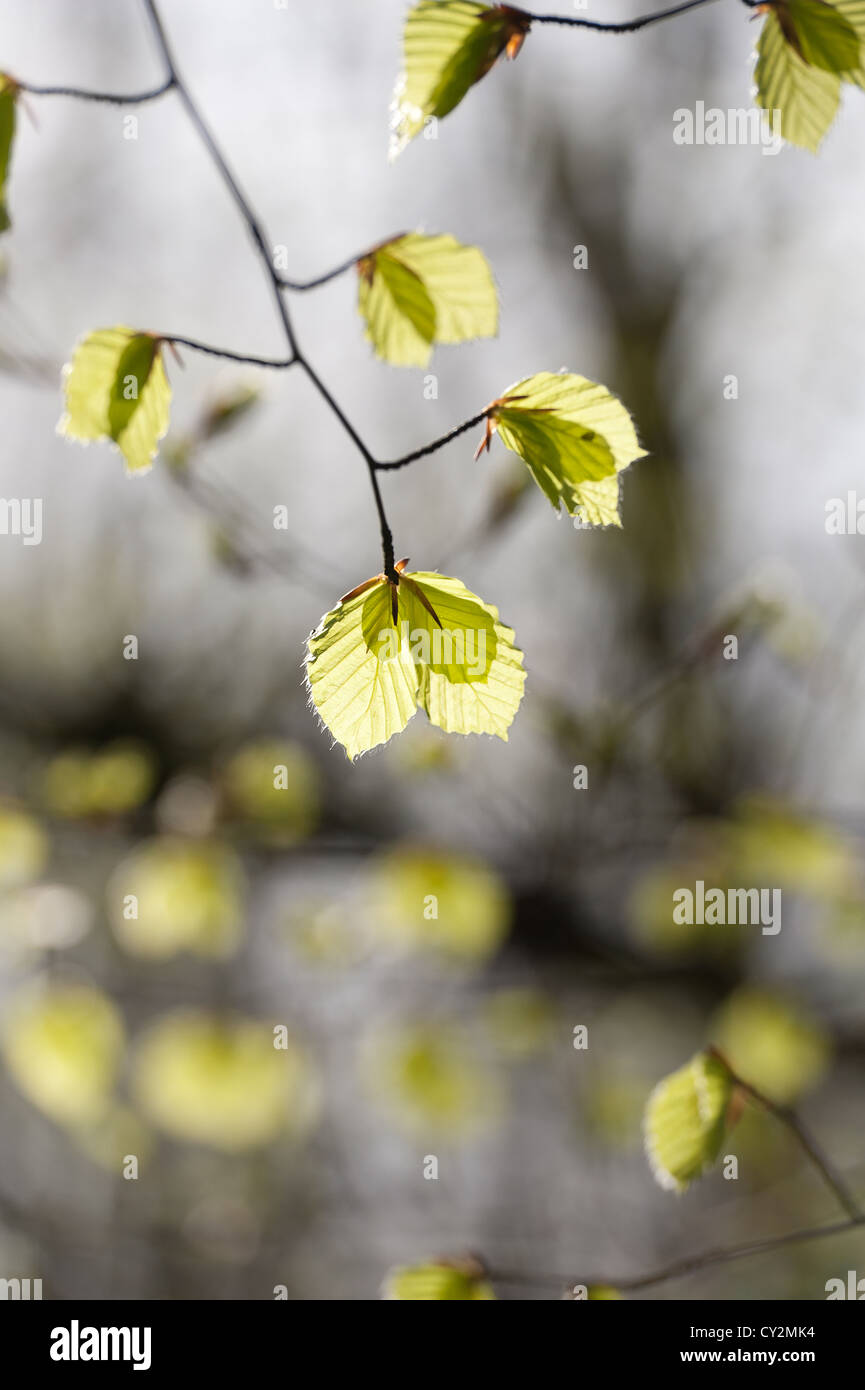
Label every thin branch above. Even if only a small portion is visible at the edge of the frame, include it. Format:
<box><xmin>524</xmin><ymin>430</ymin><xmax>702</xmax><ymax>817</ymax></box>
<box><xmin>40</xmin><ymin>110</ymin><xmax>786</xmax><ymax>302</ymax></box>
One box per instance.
<box><xmin>277</xmin><ymin>255</ymin><xmax>360</xmax><ymax>291</ymax></box>
<box><xmin>526</xmin><ymin>0</ymin><xmax>728</xmax><ymax>35</ymax></box>
<box><xmin>375</xmin><ymin>410</ymin><xmax>491</xmax><ymax>472</ymax></box>
<box><xmin>492</xmin><ymin>1214</ymin><xmax>864</xmax><ymax>1296</ymax></box>
<box><xmin>162</xmin><ymin>335</ymin><xmax>294</xmax><ymax>368</ymax></box>
<box><xmin>297</xmin><ymin>357</ymin><xmax>397</xmax><ymax>579</ymax></box>
<box><xmin>276</xmin><ymin>233</ymin><xmax>409</xmax><ymax>292</ymax></box>
<box><xmin>722</xmin><ymin>1058</ymin><xmax>864</xmax><ymax>1223</ymax></box>
<box><xmin>140</xmin><ymin>0</ymin><xmax>298</xmax><ymax>363</ymax></box>
<box><xmin>15</xmin><ymin>77</ymin><xmax>174</xmax><ymax>104</ymax></box>
<box><xmin>139</xmin><ymin>0</ymin><xmax>403</xmax><ymax>576</ymax></box>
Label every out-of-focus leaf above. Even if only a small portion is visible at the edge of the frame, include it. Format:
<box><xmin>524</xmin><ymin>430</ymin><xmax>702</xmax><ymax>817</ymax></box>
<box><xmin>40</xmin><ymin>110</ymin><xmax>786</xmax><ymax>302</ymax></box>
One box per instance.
<box><xmin>712</xmin><ymin>989</ymin><xmax>830</xmax><ymax>1104</ymax></box>
<box><xmin>482</xmin><ymin>987</ymin><xmax>555</xmax><ymax>1056</ymax></box>
<box><xmin>364</xmin><ymin>1021</ymin><xmax>502</xmax><ymax>1137</ymax></box>
<box><xmin>383</xmin><ymin>1258</ymin><xmax>496</xmax><ymax>1300</ymax></box>
<box><xmin>370</xmin><ymin>845</ymin><xmax>509</xmax><ymax>961</ymax></box>
<box><xmin>729</xmin><ymin>797</ymin><xmax>860</xmax><ymax>899</ymax></box>
<box><xmin>482</xmin><ymin>372</ymin><xmax>645</xmax><ymax>524</ymax></box>
<box><xmin>220</xmin><ymin>738</ymin><xmax>318</xmax><ymax>842</ymax></box>
<box><xmin>108</xmin><ymin>837</ymin><xmax>244</xmax><ymax>960</ymax></box>
<box><xmin>59</xmin><ymin>326</ymin><xmax>171</xmax><ymax>474</ymax></box>
<box><xmin>358</xmin><ymin>232</ymin><xmax>497</xmax><ymax>366</ymax></box>
<box><xmin>390</xmin><ymin>1</ymin><xmax>531</xmax><ymax>158</ymax></box>
<box><xmin>132</xmin><ymin>1011</ymin><xmax>318</xmax><ymax>1151</ymax></box>
<box><xmin>643</xmin><ymin>1050</ymin><xmax>733</xmax><ymax>1192</ymax></box>
<box><xmin>41</xmin><ymin>741</ymin><xmax>155</xmax><ymax>818</ymax></box>
<box><xmin>0</xmin><ymin>805</ymin><xmax>48</xmax><ymax>890</ymax></box>
<box><xmin>1</xmin><ymin>981</ymin><xmax>124</xmax><ymax>1126</ymax></box>
<box><xmin>200</xmin><ymin>382</ymin><xmax>261</xmax><ymax>440</ymax></box>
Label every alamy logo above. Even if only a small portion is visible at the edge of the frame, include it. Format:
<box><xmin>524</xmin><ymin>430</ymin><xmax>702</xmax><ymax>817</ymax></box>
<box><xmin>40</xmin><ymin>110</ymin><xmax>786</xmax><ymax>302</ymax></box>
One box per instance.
<box><xmin>825</xmin><ymin>492</ymin><xmax>865</xmax><ymax>534</ymax></box>
<box><xmin>376</xmin><ymin>620</ymin><xmax>487</xmax><ymax>676</ymax></box>
<box><xmin>673</xmin><ymin>101</ymin><xmax>782</xmax><ymax>156</ymax></box>
<box><xmin>826</xmin><ymin>1271</ymin><xmax>865</xmax><ymax>1299</ymax></box>
<box><xmin>50</xmin><ymin>1320</ymin><xmax>152</xmax><ymax>1371</ymax></box>
<box><xmin>0</xmin><ymin>497</ymin><xmax>42</xmax><ymax>545</ymax></box>
<box><xmin>672</xmin><ymin>881</ymin><xmax>782</xmax><ymax>935</ymax></box>
<box><xmin>0</xmin><ymin>1277</ymin><xmax>42</xmax><ymax>1299</ymax></box>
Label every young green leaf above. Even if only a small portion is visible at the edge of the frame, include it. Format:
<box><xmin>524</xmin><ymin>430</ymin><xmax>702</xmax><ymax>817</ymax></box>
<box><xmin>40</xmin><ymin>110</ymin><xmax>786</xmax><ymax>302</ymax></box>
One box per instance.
<box><xmin>358</xmin><ymin>232</ymin><xmax>498</xmax><ymax>367</ymax></box>
<box><xmin>478</xmin><ymin>371</ymin><xmax>646</xmax><ymax>524</ymax></box>
<box><xmin>402</xmin><ymin>571</ymin><xmax>526</xmax><ymax>738</ymax></box>
<box><xmin>390</xmin><ymin>1</ymin><xmax>531</xmax><ymax>159</ymax></box>
<box><xmin>0</xmin><ymin>76</ymin><xmax>18</xmax><ymax>233</ymax></box>
<box><xmin>59</xmin><ymin>327</ymin><xmax>172</xmax><ymax>474</ymax></box>
<box><xmin>772</xmin><ymin>0</ymin><xmax>861</xmax><ymax>73</ymax></box>
<box><xmin>834</xmin><ymin>0</ymin><xmax>865</xmax><ymax>85</ymax></box>
<box><xmin>305</xmin><ymin>575</ymin><xmax>420</xmax><ymax>762</ymax></box>
<box><xmin>305</xmin><ymin>566</ymin><xmax>526</xmax><ymax>758</ymax></box>
<box><xmin>755</xmin><ymin>9</ymin><xmax>842</xmax><ymax>151</ymax></box>
<box><xmin>643</xmin><ymin>1050</ymin><xmax>733</xmax><ymax>1192</ymax></box>
<box><xmin>383</xmin><ymin>1259</ymin><xmax>496</xmax><ymax>1300</ymax></box>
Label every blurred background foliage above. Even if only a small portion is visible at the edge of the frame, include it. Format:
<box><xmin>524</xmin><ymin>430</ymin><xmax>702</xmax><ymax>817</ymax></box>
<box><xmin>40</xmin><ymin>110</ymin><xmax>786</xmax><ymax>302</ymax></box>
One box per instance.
<box><xmin>1</xmin><ymin>0</ymin><xmax>864</xmax><ymax>1299</ymax></box>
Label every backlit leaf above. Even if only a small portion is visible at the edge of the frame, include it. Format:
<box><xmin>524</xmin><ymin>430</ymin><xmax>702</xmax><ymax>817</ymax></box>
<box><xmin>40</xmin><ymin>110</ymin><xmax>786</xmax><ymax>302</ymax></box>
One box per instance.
<box><xmin>643</xmin><ymin>1050</ymin><xmax>733</xmax><ymax>1192</ymax></box>
<box><xmin>483</xmin><ymin>371</ymin><xmax>646</xmax><ymax>523</ymax></box>
<box><xmin>305</xmin><ymin>568</ymin><xmax>525</xmax><ymax>758</ymax></box>
<box><xmin>390</xmin><ymin>1</ymin><xmax>531</xmax><ymax>158</ymax></box>
<box><xmin>59</xmin><ymin>326</ymin><xmax>171</xmax><ymax>474</ymax></box>
<box><xmin>755</xmin><ymin>10</ymin><xmax>841</xmax><ymax>151</ymax></box>
<box><xmin>834</xmin><ymin>0</ymin><xmax>865</xmax><ymax>84</ymax></box>
<box><xmin>773</xmin><ymin>0</ymin><xmax>861</xmax><ymax>73</ymax></box>
<box><xmin>358</xmin><ymin>232</ymin><xmax>498</xmax><ymax>367</ymax></box>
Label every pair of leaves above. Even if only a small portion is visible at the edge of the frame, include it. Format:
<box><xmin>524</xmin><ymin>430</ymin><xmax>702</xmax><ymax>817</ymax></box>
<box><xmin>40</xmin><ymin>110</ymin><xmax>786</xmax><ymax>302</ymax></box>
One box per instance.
<box><xmin>0</xmin><ymin>75</ymin><xmax>17</xmax><ymax>233</ymax></box>
<box><xmin>358</xmin><ymin>232</ymin><xmax>497</xmax><ymax>366</ymax></box>
<box><xmin>390</xmin><ymin>2</ymin><xmax>531</xmax><ymax>158</ymax></box>
<box><xmin>59</xmin><ymin>326</ymin><xmax>171</xmax><ymax>474</ymax></box>
<box><xmin>756</xmin><ymin>0</ymin><xmax>864</xmax><ymax>152</ymax></box>
<box><xmin>481</xmin><ymin>371</ymin><xmax>646</xmax><ymax>527</ymax></box>
<box><xmin>305</xmin><ymin>567</ymin><xmax>526</xmax><ymax>758</ymax></box>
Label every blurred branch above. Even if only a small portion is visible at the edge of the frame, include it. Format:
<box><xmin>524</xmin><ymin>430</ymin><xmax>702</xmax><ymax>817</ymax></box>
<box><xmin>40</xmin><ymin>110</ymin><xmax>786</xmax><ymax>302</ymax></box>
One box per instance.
<box><xmin>718</xmin><ymin>1054</ymin><xmax>864</xmax><ymax>1223</ymax></box>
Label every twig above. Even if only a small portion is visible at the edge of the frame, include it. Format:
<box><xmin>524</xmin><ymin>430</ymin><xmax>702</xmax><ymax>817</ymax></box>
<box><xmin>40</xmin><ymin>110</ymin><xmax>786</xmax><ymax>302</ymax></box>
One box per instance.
<box><xmin>527</xmin><ymin>0</ymin><xmax>729</xmax><ymax>34</ymax></box>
